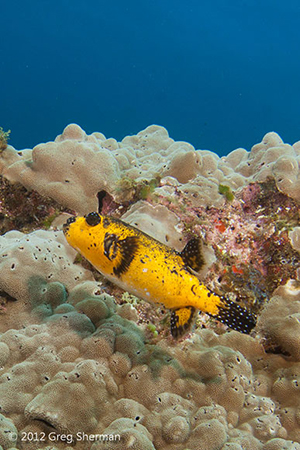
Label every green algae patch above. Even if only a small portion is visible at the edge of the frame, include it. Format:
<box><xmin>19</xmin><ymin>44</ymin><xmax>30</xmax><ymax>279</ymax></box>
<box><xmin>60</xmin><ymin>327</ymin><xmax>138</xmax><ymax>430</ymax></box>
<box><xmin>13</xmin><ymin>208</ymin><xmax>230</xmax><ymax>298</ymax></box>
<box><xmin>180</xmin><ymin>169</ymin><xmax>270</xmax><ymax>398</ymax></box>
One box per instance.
<box><xmin>137</xmin><ymin>177</ymin><xmax>161</xmax><ymax>200</ymax></box>
<box><xmin>116</xmin><ymin>176</ymin><xmax>161</xmax><ymax>203</ymax></box>
<box><xmin>218</xmin><ymin>184</ymin><xmax>234</xmax><ymax>201</ymax></box>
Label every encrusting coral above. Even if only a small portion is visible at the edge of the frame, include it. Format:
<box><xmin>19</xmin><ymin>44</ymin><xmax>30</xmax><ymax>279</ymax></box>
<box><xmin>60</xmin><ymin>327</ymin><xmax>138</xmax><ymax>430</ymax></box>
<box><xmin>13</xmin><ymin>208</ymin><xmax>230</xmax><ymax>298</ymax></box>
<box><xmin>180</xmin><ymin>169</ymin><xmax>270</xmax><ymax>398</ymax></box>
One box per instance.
<box><xmin>1</xmin><ymin>125</ymin><xmax>300</xmax><ymax>449</ymax></box>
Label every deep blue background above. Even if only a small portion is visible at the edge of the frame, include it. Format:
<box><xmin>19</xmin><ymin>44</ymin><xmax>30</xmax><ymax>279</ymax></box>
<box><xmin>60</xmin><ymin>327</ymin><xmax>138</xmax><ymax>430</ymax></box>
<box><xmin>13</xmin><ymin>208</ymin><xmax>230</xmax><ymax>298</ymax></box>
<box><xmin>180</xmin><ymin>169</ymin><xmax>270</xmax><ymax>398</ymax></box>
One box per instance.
<box><xmin>1</xmin><ymin>0</ymin><xmax>300</xmax><ymax>155</ymax></box>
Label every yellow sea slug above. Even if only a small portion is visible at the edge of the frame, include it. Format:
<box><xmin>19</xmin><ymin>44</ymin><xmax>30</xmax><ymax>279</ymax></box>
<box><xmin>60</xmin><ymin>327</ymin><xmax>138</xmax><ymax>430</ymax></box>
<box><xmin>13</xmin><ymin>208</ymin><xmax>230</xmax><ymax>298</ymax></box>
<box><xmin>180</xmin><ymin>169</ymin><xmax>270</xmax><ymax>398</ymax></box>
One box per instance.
<box><xmin>63</xmin><ymin>212</ymin><xmax>256</xmax><ymax>337</ymax></box>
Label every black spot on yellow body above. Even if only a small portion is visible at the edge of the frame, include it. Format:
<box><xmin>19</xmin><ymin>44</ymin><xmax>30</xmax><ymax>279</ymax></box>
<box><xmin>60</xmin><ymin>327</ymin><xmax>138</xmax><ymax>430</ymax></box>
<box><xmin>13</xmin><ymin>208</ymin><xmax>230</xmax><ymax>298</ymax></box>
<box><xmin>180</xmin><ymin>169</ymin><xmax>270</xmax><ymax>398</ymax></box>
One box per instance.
<box><xmin>103</xmin><ymin>217</ymin><xmax>110</xmax><ymax>228</ymax></box>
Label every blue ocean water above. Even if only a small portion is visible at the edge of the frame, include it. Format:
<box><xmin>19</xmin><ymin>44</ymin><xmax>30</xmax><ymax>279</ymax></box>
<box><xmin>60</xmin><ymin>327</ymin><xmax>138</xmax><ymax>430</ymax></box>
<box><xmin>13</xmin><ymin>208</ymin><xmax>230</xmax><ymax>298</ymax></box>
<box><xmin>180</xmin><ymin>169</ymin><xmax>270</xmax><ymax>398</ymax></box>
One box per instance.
<box><xmin>1</xmin><ymin>0</ymin><xmax>300</xmax><ymax>156</ymax></box>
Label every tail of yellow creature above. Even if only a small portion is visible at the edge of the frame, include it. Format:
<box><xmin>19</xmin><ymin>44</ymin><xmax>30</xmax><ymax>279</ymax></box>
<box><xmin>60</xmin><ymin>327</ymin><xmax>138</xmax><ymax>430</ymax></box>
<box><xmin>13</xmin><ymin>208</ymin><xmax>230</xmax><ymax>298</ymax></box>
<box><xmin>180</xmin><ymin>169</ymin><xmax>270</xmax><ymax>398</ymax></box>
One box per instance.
<box><xmin>63</xmin><ymin>212</ymin><xmax>256</xmax><ymax>338</ymax></box>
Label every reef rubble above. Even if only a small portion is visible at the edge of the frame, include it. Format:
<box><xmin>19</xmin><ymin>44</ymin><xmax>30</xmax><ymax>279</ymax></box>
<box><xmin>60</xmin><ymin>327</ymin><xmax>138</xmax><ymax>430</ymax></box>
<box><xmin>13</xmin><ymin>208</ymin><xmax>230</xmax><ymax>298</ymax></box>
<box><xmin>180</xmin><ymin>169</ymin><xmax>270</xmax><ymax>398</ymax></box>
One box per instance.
<box><xmin>0</xmin><ymin>124</ymin><xmax>300</xmax><ymax>449</ymax></box>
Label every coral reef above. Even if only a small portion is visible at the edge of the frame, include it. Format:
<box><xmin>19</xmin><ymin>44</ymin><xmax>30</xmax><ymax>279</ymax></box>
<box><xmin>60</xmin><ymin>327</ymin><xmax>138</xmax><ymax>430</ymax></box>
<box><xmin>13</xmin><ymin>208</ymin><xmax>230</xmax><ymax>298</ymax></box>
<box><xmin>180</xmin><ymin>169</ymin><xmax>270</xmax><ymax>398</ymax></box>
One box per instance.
<box><xmin>1</xmin><ymin>275</ymin><xmax>300</xmax><ymax>449</ymax></box>
<box><xmin>1</xmin><ymin>125</ymin><xmax>300</xmax><ymax>448</ymax></box>
<box><xmin>1</xmin><ymin>125</ymin><xmax>300</xmax><ymax>217</ymax></box>
<box><xmin>120</xmin><ymin>200</ymin><xmax>183</xmax><ymax>248</ymax></box>
<box><xmin>0</xmin><ymin>228</ymin><xmax>92</xmax><ymax>303</ymax></box>
<box><xmin>256</xmin><ymin>280</ymin><xmax>300</xmax><ymax>360</ymax></box>
<box><xmin>0</xmin><ymin>174</ymin><xmax>71</xmax><ymax>235</ymax></box>
<box><xmin>0</xmin><ymin>127</ymin><xmax>10</xmax><ymax>151</ymax></box>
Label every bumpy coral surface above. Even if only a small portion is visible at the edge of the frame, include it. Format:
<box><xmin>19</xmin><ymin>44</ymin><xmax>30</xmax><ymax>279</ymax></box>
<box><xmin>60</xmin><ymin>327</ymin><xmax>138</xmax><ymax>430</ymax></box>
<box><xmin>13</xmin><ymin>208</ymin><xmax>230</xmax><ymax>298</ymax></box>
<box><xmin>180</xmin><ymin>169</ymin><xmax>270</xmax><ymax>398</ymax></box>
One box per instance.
<box><xmin>1</xmin><ymin>124</ymin><xmax>300</xmax><ymax>216</ymax></box>
<box><xmin>1</xmin><ymin>125</ymin><xmax>300</xmax><ymax>449</ymax></box>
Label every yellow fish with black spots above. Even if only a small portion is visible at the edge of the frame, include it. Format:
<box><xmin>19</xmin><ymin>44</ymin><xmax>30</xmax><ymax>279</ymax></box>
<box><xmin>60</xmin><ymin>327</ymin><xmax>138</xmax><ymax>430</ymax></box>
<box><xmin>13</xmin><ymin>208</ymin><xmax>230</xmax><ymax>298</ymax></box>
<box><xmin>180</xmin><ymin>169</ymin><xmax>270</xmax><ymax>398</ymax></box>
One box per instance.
<box><xmin>63</xmin><ymin>212</ymin><xmax>256</xmax><ymax>337</ymax></box>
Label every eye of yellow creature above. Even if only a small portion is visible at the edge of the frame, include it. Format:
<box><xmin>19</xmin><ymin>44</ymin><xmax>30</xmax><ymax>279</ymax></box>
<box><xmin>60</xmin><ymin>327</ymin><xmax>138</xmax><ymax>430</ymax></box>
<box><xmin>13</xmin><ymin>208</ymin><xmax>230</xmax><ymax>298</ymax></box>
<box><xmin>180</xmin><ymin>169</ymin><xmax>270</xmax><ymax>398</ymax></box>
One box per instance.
<box><xmin>85</xmin><ymin>212</ymin><xmax>101</xmax><ymax>226</ymax></box>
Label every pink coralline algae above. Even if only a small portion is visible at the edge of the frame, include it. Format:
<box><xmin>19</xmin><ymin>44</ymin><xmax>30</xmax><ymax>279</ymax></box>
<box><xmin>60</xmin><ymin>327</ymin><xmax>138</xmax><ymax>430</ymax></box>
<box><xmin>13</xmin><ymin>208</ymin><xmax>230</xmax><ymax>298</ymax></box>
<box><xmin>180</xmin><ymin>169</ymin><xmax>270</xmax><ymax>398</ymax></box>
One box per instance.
<box><xmin>147</xmin><ymin>177</ymin><xmax>300</xmax><ymax>319</ymax></box>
